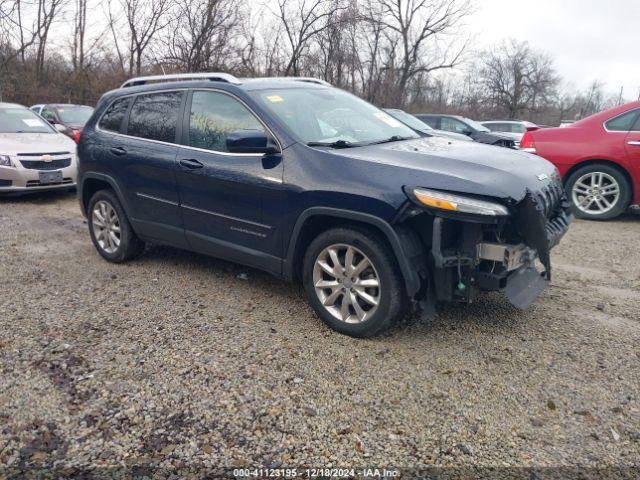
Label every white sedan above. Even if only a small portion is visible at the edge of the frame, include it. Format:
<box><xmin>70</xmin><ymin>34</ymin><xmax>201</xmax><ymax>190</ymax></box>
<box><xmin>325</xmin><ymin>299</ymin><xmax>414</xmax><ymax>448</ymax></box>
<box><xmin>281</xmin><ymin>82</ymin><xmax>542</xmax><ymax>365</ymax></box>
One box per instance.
<box><xmin>0</xmin><ymin>102</ymin><xmax>78</xmax><ymax>194</ymax></box>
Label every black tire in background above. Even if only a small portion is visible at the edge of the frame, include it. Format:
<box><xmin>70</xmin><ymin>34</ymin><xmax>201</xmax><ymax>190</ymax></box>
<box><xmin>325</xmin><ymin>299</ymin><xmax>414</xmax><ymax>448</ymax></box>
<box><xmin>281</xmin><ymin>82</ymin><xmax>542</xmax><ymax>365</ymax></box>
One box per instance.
<box><xmin>87</xmin><ymin>189</ymin><xmax>145</xmax><ymax>262</ymax></box>
<box><xmin>302</xmin><ymin>226</ymin><xmax>406</xmax><ymax>338</ymax></box>
<box><xmin>565</xmin><ymin>164</ymin><xmax>631</xmax><ymax>220</ymax></box>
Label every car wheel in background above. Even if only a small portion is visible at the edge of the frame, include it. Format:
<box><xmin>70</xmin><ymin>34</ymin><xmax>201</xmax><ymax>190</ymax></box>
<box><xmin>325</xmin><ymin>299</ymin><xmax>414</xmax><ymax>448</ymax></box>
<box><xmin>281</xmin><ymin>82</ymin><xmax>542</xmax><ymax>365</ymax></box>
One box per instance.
<box><xmin>565</xmin><ymin>164</ymin><xmax>631</xmax><ymax>220</ymax></box>
<box><xmin>302</xmin><ymin>226</ymin><xmax>406</xmax><ymax>337</ymax></box>
<box><xmin>88</xmin><ymin>189</ymin><xmax>145</xmax><ymax>262</ymax></box>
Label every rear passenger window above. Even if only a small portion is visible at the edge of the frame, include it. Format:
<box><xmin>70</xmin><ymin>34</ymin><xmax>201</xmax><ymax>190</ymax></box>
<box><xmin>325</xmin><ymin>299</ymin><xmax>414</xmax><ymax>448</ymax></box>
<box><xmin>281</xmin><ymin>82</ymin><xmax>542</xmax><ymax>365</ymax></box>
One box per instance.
<box><xmin>127</xmin><ymin>92</ymin><xmax>183</xmax><ymax>143</ymax></box>
<box><xmin>605</xmin><ymin>109</ymin><xmax>639</xmax><ymax>132</ymax></box>
<box><xmin>99</xmin><ymin>98</ymin><xmax>130</xmax><ymax>132</ymax></box>
<box><xmin>189</xmin><ymin>91</ymin><xmax>265</xmax><ymax>152</ymax></box>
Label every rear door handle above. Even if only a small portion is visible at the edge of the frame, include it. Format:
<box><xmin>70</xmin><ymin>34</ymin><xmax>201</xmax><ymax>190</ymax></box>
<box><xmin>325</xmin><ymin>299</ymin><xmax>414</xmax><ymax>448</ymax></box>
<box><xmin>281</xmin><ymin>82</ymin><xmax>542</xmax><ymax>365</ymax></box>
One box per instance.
<box><xmin>627</xmin><ymin>141</ymin><xmax>640</xmax><ymax>146</ymax></box>
<box><xmin>109</xmin><ymin>146</ymin><xmax>127</xmax><ymax>156</ymax></box>
<box><xmin>179</xmin><ymin>158</ymin><xmax>204</xmax><ymax>169</ymax></box>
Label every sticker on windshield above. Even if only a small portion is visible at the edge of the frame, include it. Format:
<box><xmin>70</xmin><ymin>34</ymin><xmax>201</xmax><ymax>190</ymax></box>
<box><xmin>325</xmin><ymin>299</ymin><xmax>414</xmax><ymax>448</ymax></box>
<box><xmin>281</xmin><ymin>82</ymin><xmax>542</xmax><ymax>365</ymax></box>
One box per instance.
<box><xmin>374</xmin><ymin>112</ymin><xmax>402</xmax><ymax>128</ymax></box>
<box><xmin>23</xmin><ymin>119</ymin><xmax>45</xmax><ymax>127</ymax></box>
<box><xmin>266</xmin><ymin>95</ymin><xmax>284</xmax><ymax>103</ymax></box>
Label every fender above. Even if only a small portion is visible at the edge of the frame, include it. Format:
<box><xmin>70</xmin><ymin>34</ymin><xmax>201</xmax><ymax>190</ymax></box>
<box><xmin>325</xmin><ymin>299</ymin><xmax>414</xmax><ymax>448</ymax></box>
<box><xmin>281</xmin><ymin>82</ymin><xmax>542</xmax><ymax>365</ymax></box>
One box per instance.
<box><xmin>78</xmin><ymin>172</ymin><xmax>131</xmax><ymax>218</ymax></box>
<box><xmin>283</xmin><ymin>207</ymin><xmax>423</xmax><ymax>297</ymax></box>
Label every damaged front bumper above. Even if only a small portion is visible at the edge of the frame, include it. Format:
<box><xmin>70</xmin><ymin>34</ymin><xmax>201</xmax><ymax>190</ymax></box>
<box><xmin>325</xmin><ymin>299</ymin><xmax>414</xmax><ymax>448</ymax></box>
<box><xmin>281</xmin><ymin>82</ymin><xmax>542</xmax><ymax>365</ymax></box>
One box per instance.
<box><xmin>416</xmin><ymin>182</ymin><xmax>573</xmax><ymax>311</ymax></box>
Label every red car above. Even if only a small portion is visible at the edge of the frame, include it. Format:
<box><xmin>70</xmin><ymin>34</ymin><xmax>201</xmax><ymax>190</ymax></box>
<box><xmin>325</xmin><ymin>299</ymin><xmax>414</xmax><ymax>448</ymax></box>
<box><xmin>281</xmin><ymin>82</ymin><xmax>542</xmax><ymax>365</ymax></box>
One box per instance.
<box><xmin>521</xmin><ymin>101</ymin><xmax>640</xmax><ymax>220</ymax></box>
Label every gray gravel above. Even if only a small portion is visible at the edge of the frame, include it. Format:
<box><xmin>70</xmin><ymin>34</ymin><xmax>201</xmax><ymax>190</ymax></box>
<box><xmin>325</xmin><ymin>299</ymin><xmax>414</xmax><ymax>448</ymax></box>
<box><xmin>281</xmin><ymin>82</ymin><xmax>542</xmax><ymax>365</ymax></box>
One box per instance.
<box><xmin>1</xmin><ymin>192</ymin><xmax>639</xmax><ymax>474</ymax></box>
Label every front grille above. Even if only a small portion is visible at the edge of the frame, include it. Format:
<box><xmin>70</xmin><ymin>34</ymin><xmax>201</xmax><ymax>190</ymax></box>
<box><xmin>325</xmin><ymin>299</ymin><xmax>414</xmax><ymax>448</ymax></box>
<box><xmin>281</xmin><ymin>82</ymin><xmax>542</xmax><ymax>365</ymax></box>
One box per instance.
<box><xmin>19</xmin><ymin>158</ymin><xmax>72</xmax><ymax>170</ymax></box>
<box><xmin>26</xmin><ymin>177</ymin><xmax>73</xmax><ymax>187</ymax></box>
<box><xmin>535</xmin><ymin>179</ymin><xmax>564</xmax><ymax>218</ymax></box>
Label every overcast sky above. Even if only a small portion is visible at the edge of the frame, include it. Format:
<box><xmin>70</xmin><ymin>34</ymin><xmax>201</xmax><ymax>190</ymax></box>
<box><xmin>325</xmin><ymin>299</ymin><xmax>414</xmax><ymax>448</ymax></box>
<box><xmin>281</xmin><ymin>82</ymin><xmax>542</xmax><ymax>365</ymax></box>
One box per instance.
<box><xmin>470</xmin><ymin>0</ymin><xmax>640</xmax><ymax>99</ymax></box>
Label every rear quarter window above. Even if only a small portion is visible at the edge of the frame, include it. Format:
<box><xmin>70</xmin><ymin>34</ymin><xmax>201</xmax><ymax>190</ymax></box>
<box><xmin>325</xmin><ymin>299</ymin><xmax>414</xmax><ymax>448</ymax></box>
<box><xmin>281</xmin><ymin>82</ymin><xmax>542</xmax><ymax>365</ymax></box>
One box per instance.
<box><xmin>605</xmin><ymin>109</ymin><xmax>640</xmax><ymax>132</ymax></box>
<box><xmin>99</xmin><ymin>98</ymin><xmax>131</xmax><ymax>133</ymax></box>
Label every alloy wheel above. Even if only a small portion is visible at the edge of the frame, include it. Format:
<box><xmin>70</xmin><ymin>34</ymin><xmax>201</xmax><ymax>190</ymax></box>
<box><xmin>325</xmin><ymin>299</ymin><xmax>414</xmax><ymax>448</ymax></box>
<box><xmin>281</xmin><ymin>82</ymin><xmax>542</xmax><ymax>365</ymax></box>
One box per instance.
<box><xmin>313</xmin><ymin>243</ymin><xmax>380</xmax><ymax>324</ymax></box>
<box><xmin>92</xmin><ymin>200</ymin><xmax>121</xmax><ymax>254</ymax></box>
<box><xmin>571</xmin><ymin>171</ymin><xmax>620</xmax><ymax>215</ymax></box>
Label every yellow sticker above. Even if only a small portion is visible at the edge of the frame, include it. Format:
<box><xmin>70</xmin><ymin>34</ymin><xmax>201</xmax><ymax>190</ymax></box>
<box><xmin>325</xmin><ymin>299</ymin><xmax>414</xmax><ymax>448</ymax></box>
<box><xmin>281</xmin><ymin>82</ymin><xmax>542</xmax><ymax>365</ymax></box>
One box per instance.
<box><xmin>266</xmin><ymin>95</ymin><xmax>284</xmax><ymax>103</ymax></box>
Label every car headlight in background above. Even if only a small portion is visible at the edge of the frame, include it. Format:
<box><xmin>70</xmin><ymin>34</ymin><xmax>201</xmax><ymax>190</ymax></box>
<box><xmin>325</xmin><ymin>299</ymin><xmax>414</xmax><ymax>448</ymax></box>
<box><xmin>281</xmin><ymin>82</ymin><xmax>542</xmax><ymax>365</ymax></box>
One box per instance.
<box><xmin>412</xmin><ymin>187</ymin><xmax>509</xmax><ymax>216</ymax></box>
<box><xmin>0</xmin><ymin>155</ymin><xmax>14</xmax><ymax>167</ymax></box>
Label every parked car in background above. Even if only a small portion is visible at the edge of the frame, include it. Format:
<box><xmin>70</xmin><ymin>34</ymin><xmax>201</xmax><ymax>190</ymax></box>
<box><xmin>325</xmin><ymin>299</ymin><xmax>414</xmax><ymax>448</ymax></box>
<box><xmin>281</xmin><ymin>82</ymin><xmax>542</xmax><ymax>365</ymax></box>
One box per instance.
<box><xmin>520</xmin><ymin>101</ymin><xmax>640</xmax><ymax>220</ymax></box>
<box><xmin>415</xmin><ymin>114</ymin><xmax>518</xmax><ymax>148</ymax></box>
<box><xmin>0</xmin><ymin>103</ymin><xmax>78</xmax><ymax>194</ymax></box>
<box><xmin>30</xmin><ymin>103</ymin><xmax>94</xmax><ymax>143</ymax></box>
<box><xmin>482</xmin><ymin>120</ymin><xmax>540</xmax><ymax>133</ymax></box>
<box><xmin>383</xmin><ymin>108</ymin><xmax>472</xmax><ymax>142</ymax></box>
<box><xmin>78</xmin><ymin>73</ymin><xmax>571</xmax><ymax>337</ymax></box>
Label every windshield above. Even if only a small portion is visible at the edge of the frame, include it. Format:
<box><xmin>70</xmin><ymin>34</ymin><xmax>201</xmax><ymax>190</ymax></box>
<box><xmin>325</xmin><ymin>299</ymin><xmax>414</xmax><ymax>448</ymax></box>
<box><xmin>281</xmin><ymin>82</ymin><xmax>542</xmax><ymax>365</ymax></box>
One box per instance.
<box><xmin>462</xmin><ymin>117</ymin><xmax>490</xmax><ymax>132</ymax></box>
<box><xmin>385</xmin><ymin>109</ymin><xmax>433</xmax><ymax>131</ymax></box>
<box><xmin>0</xmin><ymin>107</ymin><xmax>55</xmax><ymax>134</ymax></box>
<box><xmin>252</xmin><ymin>88</ymin><xmax>419</xmax><ymax>145</ymax></box>
<box><xmin>55</xmin><ymin>106</ymin><xmax>93</xmax><ymax>125</ymax></box>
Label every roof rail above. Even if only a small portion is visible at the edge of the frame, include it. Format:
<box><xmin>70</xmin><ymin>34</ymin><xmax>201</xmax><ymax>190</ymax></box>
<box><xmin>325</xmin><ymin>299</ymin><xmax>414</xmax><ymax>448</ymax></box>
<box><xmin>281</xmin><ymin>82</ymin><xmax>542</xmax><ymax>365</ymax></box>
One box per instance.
<box><xmin>120</xmin><ymin>72</ymin><xmax>241</xmax><ymax>88</ymax></box>
<box><xmin>255</xmin><ymin>76</ymin><xmax>332</xmax><ymax>87</ymax></box>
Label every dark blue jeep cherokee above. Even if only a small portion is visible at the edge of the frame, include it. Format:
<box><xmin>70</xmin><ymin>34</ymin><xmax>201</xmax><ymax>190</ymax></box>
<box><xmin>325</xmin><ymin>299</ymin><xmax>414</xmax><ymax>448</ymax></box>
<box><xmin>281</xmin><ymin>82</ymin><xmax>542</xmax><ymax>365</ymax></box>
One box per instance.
<box><xmin>78</xmin><ymin>73</ymin><xmax>572</xmax><ymax>337</ymax></box>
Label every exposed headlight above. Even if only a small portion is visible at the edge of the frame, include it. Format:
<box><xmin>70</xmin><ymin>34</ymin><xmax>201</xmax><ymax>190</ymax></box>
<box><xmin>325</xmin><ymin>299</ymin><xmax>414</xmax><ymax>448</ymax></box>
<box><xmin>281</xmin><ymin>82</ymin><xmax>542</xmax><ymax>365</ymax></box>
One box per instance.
<box><xmin>0</xmin><ymin>155</ymin><xmax>13</xmax><ymax>167</ymax></box>
<box><xmin>412</xmin><ymin>188</ymin><xmax>509</xmax><ymax>216</ymax></box>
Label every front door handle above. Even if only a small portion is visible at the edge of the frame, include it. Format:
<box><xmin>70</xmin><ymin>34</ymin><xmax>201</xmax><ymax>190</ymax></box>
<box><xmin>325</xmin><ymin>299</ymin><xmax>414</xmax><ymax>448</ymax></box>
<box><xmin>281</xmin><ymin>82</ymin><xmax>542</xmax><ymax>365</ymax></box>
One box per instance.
<box><xmin>179</xmin><ymin>158</ymin><xmax>204</xmax><ymax>169</ymax></box>
<box><xmin>627</xmin><ymin>141</ymin><xmax>640</xmax><ymax>146</ymax></box>
<box><xmin>109</xmin><ymin>146</ymin><xmax>127</xmax><ymax>156</ymax></box>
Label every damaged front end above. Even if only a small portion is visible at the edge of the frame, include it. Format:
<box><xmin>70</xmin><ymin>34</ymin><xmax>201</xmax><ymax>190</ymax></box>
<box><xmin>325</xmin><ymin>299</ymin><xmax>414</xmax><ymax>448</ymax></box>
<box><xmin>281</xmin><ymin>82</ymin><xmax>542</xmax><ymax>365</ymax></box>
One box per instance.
<box><xmin>398</xmin><ymin>174</ymin><xmax>573</xmax><ymax>311</ymax></box>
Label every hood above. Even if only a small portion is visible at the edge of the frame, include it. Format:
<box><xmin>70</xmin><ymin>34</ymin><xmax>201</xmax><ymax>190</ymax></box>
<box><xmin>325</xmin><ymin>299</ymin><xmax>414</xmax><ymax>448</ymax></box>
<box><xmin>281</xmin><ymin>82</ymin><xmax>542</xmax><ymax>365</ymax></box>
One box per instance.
<box><xmin>0</xmin><ymin>132</ymin><xmax>76</xmax><ymax>155</ymax></box>
<box><xmin>335</xmin><ymin>136</ymin><xmax>558</xmax><ymax>202</ymax></box>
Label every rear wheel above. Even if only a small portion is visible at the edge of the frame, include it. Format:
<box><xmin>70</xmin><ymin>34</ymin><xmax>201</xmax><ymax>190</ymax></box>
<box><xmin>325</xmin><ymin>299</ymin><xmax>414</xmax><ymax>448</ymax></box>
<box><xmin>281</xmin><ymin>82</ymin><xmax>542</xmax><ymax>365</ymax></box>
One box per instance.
<box><xmin>88</xmin><ymin>189</ymin><xmax>145</xmax><ymax>262</ymax></box>
<box><xmin>302</xmin><ymin>226</ymin><xmax>406</xmax><ymax>337</ymax></box>
<box><xmin>565</xmin><ymin>164</ymin><xmax>631</xmax><ymax>220</ymax></box>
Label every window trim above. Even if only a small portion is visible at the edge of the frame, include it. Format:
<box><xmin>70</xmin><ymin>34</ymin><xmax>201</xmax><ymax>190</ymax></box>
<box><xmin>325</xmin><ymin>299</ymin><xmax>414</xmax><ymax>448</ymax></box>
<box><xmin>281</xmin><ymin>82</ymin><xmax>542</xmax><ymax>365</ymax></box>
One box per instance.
<box><xmin>96</xmin><ymin>88</ymin><xmax>282</xmax><ymax>157</ymax></box>
<box><xmin>603</xmin><ymin>108</ymin><xmax>640</xmax><ymax>133</ymax></box>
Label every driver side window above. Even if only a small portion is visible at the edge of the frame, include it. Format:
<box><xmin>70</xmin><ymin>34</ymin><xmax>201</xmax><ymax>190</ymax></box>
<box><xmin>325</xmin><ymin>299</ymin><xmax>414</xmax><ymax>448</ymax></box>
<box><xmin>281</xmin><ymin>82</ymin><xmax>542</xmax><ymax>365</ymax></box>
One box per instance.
<box><xmin>189</xmin><ymin>91</ymin><xmax>265</xmax><ymax>152</ymax></box>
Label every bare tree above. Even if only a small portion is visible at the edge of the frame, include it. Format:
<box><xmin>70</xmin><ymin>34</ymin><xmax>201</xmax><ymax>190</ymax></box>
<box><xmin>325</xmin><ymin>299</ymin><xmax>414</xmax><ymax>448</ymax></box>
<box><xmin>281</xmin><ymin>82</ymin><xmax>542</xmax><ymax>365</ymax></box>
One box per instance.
<box><xmin>273</xmin><ymin>0</ymin><xmax>345</xmax><ymax>76</ymax></box>
<box><xmin>480</xmin><ymin>39</ymin><xmax>559</xmax><ymax>119</ymax></box>
<box><xmin>0</xmin><ymin>0</ymin><xmax>41</xmax><ymax>67</ymax></box>
<box><xmin>365</xmin><ymin>0</ymin><xmax>471</xmax><ymax>106</ymax></box>
<box><xmin>108</xmin><ymin>0</ymin><xmax>169</xmax><ymax>76</ymax></box>
<box><xmin>34</xmin><ymin>0</ymin><xmax>66</xmax><ymax>80</ymax></box>
<box><xmin>164</xmin><ymin>0</ymin><xmax>240</xmax><ymax>72</ymax></box>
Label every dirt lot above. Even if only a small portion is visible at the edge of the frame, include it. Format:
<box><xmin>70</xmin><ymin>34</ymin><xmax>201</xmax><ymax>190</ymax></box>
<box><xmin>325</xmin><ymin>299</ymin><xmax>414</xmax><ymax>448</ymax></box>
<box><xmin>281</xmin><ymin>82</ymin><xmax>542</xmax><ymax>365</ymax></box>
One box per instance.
<box><xmin>1</xmin><ymin>191</ymin><xmax>639</xmax><ymax>476</ymax></box>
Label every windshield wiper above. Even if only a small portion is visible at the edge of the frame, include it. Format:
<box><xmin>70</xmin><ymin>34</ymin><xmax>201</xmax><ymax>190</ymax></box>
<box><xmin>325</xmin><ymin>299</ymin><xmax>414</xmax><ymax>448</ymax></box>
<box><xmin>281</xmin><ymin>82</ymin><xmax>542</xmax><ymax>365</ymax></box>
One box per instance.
<box><xmin>307</xmin><ymin>139</ymin><xmax>355</xmax><ymax>149</ymax></box>
<box><xmin>367</xmin><ymin>135</ymin><xmax>413</xmax><ymax>145</ymax></box>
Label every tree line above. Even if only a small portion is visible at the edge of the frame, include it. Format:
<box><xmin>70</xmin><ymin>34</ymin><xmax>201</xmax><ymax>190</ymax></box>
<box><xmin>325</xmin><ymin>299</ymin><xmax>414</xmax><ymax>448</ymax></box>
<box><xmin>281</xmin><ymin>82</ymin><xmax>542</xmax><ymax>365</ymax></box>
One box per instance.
<box><xmin>0</xmin><ymin>0</ymin><xmax>631</xmax><ymax>125</ymax></box>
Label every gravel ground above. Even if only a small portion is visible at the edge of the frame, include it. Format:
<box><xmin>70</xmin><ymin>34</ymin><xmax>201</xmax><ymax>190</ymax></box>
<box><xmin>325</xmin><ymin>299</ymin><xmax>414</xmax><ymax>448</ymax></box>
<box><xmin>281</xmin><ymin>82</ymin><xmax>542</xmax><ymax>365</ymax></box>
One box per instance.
<box><xmin>1</xmin><ymin>191</ymin><xmax>639</xmax><ymax>476</ymax></box>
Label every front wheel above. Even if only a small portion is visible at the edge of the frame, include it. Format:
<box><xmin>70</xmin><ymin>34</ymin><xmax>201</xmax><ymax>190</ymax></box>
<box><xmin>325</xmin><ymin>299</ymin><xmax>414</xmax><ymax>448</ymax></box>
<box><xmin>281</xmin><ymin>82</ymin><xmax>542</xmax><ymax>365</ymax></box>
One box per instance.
<box><xmin>302</xmin><ymin>227</ymin><xmax>406</xmax><ymax>337</ymax></box>
<box><xmin>565</xmin><ymin>164</ymin><xmax>631</xmax><ymax>220</ymax></box>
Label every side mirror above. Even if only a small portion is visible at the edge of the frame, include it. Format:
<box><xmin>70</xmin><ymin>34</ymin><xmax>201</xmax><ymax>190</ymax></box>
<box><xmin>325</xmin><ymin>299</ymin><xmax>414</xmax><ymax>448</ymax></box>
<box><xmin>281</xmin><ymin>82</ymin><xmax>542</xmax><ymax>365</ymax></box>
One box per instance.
<box><xmin>226</xmin><ymin>129</ymin><xmax>279</xmax><ymax>155</ymax></box>
<box><xmin>54</xmin><ymin>123</ymin><xmax>67</xmax><ymax>133</ymax></box>
<box><xmin>462</xmin><ymin>129</ymin><xmax>473</xmax><ymax>136</ymax></box>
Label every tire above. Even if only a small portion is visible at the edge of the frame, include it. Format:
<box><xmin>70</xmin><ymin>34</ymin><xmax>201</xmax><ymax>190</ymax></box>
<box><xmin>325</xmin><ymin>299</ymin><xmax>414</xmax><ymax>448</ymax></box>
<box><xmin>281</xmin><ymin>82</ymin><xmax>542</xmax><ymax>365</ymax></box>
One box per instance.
<box><xmin>87</xmin><ymin>189</ymin><xmax>145</xmax><ymax>262</ymax></box>
<box><xmin>302</xmin><ymin>226</ymin><xmax>406</xmax><ymax>338</ymax></box>
<box><xmin>565</xmin><ymin>164</ymin><xmax>631</xmax><ymax>220</ymax></box>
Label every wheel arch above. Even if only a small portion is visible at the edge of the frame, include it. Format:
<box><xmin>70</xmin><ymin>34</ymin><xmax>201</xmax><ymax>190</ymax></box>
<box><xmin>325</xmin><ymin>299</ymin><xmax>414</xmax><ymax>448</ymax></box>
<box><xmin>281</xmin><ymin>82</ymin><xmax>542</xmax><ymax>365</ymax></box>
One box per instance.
<box><xmin>79</xmin><ymin>173</ymin><xmax>130</xmax><ymax>218</ymax></box>
<box><xmin>283</xmin><ymin>207</ymin><xmax>423</xmax><ymax>298</ymax></box>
